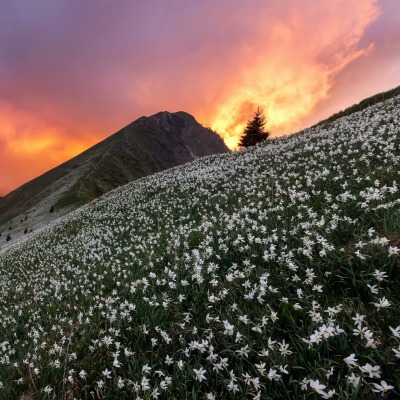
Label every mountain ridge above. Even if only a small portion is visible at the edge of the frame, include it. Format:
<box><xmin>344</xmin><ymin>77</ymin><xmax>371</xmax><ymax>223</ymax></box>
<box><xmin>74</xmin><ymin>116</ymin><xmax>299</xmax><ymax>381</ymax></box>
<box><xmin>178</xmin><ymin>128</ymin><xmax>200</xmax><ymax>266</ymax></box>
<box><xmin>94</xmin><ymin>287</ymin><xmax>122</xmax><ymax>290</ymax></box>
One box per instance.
<box><xmin>0</xmin><ymin>111</ymin><xmax>229</xmax><ymax>242</ymax></box>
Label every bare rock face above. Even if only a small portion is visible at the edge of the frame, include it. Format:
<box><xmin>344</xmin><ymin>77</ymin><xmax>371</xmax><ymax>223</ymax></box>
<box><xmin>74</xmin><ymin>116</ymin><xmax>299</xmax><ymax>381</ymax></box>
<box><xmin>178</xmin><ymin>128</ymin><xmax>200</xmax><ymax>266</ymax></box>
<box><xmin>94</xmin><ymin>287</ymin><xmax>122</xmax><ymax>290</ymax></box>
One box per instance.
<box><xmin>0</xmin><ymin>112</ymin><xmax>229</xmax><ymax>244</ymax></box>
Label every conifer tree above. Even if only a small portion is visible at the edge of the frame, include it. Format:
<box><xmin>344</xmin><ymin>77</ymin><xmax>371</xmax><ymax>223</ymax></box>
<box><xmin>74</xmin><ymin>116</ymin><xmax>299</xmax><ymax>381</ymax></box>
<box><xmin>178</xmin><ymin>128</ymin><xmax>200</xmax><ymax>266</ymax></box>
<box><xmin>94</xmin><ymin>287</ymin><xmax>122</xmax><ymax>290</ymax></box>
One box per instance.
<box><xmin>238</xmin><ymin>107</ymin><xmax>270</xmax><ymax>148</ymax></box>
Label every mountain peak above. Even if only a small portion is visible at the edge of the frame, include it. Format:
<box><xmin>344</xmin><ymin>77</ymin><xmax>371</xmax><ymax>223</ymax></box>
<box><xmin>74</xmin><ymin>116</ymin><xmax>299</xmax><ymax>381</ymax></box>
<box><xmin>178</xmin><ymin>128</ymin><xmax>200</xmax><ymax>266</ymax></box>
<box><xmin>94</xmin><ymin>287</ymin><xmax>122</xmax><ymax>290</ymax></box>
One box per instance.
<box><xmin>0</xmin><ymin>111</ymin><xmax>229</xmax><ymax>246</ymax></box>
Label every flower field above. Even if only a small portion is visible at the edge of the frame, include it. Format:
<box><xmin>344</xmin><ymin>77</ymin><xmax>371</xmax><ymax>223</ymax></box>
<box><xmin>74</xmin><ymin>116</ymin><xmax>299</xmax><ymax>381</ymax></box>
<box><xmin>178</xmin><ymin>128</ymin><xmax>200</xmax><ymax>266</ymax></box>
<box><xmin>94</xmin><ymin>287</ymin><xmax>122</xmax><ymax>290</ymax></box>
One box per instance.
<box><xmin>1</xmin><ymin>96</ymin><xmax>400</xmax><ymax>399</ymax></box>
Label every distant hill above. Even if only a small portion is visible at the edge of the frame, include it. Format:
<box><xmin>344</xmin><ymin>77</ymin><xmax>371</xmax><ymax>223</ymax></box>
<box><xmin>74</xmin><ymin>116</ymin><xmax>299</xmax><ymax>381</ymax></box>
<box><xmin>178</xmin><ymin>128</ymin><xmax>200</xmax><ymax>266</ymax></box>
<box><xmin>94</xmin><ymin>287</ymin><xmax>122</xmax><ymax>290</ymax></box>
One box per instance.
<box><xmin>0</xmin><ymin>111</ymin><xmax>229</xmax><ymax>240</ymax></box>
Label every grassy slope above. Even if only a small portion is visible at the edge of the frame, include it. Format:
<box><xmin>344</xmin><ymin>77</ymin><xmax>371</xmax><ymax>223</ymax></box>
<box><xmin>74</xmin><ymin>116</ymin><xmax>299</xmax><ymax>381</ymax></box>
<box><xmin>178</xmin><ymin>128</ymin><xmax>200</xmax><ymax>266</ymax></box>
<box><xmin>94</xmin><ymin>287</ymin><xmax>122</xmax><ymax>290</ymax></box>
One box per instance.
<box><xmin>0</xmin><ymin>97</ymin><xmax>399</xmax><ymax>399</ymax></box>
<box><xmin>0</xmin><ymin>134</ymin><xmax>118</xmax><ymax>226</ymax></box>
<box><xmin>316</xmin><ymin>85</ymin><xmax>400</xmax><ymax>127</ymax></box>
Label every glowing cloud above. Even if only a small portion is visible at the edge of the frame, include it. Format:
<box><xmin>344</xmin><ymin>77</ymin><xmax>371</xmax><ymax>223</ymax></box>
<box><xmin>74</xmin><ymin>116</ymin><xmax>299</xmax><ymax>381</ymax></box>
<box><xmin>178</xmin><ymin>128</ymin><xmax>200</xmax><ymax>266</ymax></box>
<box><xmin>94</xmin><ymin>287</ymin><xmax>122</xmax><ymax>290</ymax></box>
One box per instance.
<box><xmin>210</xmin><ymin>1</ymin><xmax>380</xmax><ymax>148</ymax></box>
<box><xmin>0</xmin><ymin>100</ymin><xmax>97</xmax><ymax>195</ymax></box>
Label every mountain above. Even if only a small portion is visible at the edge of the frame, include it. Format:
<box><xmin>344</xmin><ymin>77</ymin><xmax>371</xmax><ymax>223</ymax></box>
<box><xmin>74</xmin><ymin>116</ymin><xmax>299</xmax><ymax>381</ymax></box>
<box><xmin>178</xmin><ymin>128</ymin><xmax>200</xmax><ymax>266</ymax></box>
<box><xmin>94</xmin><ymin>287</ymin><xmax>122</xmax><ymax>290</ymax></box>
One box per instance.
<box><xmin>0</xmin><ymin>111</ymin><xmax>229</xmax><ymax>240</ymax></box>
<box><xmin>0</xmin><ymin>91</ymin><xmax>399</xmax><ymax>399</ymax></box>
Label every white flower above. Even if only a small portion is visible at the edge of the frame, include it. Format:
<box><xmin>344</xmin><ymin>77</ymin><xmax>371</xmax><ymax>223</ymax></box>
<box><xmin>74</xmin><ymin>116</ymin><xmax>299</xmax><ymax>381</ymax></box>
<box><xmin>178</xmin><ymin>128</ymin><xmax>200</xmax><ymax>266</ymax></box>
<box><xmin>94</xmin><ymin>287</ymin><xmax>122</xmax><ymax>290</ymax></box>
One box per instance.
<box><xmin>367</xmin><ymin>284</ymin><xmax>378</xmax><ymax>294</ymax></box>
<box><xmin>193</xmin><ymin>366</ymin><xmax>207</xmax><ymax>382</ymax></box>
<box><xmin>371</xmin><ymin>380</ymin><xmax>394</xmax><ymax>394</ymax></box>
<box><xmin>279</xmin><ymin>365</ymin><xmax>289</xmax><ymax>374</ymax></box>
<box><xmin>165</xmin><ymin>355</ymin><xmax>173</xmax><ymax>365</ymax></box>
<box><xmin>242</xmin><ymin>372</ymin><xmax>252</xmax><ymax>385</ymax></box>
<box><xmin>43</xmin><ymin>385</ymin><xmax>52</xmax><ymax>394</ymax></box>
<box><xmin>352</xmin><ymin>313</ymin><xmax>365</xmax><ymax>326</ymax></box>
<box><xmin>389</xmin><ymin>325</ymin><xmax>400</xmax><ymax>338</ymax></box>
<box><xmin>142</xmin><ymin>364</ymin><xmax>152</xmax><ymax>374</ymax></box>
<box><xmin>235</xmin><ymin>332</ymin><xmax>243</xmax><ymax>343</ymax></box>
<box><xmin>258</xmin><ymin>349</ymin><xmax>269</xmax><ymax>357</ymax></box>
<box><xmin>278</xmin><ymin>339</ymin><xmax>292</xmax><ymax>355</ymax></box>
<box><xmin>374</xmin><ymin>297</ymin><xmax>390</xmax><ymax>309</ymax></box>
<box><xmin>312</xmin><ymin>284</ymin><xmax>323</xmax><ymax>292</ymax></box>
<box><xmin>393</xmin><ymin>346</ymin><xmax>400</xmax><ymax>358</ymax></box>
<box><xmin>151</xmin><ymin>388</ymin><xmax>161</xmax><ymax>398</ymax></box>
<box><xmin>113</xmin><ymin>358</ymin><xmax>121</xmax><ymax>368</ymax></box>
<box><xmin>236</xmin><ymin>344</ymin><xmax>250</xmax><ymax>358</ymax></box>
<box><xmin>347</xmin><ymin>373</ymin><xmax>360</xmax><ymax>388</ymax></box>
<box><xmin>255</xmin><ymin>362</ymin><xmax>266</xmax><ymax>375</ymax></box>
<box><xmin>160</xmin><ymin>380</ymin><xmax>169</xmax><ymax>390</ymax></box>
<box><xmin>321</xmin><ymin>389</ymin><xmax>336</xmax><ymax>399</ymax></box>
<box><xmin>300</xmin><ymin>378</ymin><xmax>310</xmax><ymax>390</ymax></box>
<box><xmin>309</xmin><ymin>379</ymin><xmax>326</xmax><ymax>394</ymax></box>
<box><xmin>359</xmin><ymin>363</ymin><xmax>381</xmax><ymax>378</ymax></box>
<box><xmin>253</xmin><ymin>391</ymin><xmax>261</xmax><ymax>400</ymax></box>
<box><xmin>141</xmin><ymin>376</ymin><xmax>150</xmax><ymax>391</ymax></box>
<box><xmin>102</xmin><ymin>335</ymin><xmax>113</xmax><ymax>347</ymax></box>
<box><xmin>373</xmin><ymin>270</ymin><xmax>388</xmax><ymax>281</ymax></box>
<box><xmin>96</xmin><ymin>380</ymin><xmax>105</xmax><ymax>389</ymax></box>
<box><xmin>251</xmin><ymin>377</ymin><xmax>261</xmax><ymax>390</ymax></box>
<box><xmin>326</xmin><ymin>367</ymin><xmax>334</xmax><ymax>379</ymax></box>
<box><xmin>354</xmin><ymin>250</ymin><xmax>366</xmax><ymax>259</ymax></box>
<box><xmin>227</xmin><ymin>380</ymin><xmax>239</xmax><ymax>392</ymax></box>
<box><xmin>117</xmin><ymin>377</ymin><xmax>125</xmax><ymax>388</ymax></box>
<box><xmin>389</xmin><ymin>246</ymin><xmax>400</xmax><ymax>255</ymax></box>
<box><xmin>267</xmin><ymin>368</ymin><xmax>281</xmax><ymax>381</ymax></box>
<box><xmin>79</xmin><ymin>370</ymin><xmax>87</xmax><ymax>379</ymax></box>
<box><xmin>223</xmin><ymin>320</ymin><xmax>234</xmax><ymax>335</ymax></box>
<box><xmin>344</xmin><ymin>353</ymin><xmax>358</xmax><ymax>368</ymax></box>
<box><xmin>102</xmin><ymin>368</ymin><xmax>112</xmax><ymax>379</ymax></box>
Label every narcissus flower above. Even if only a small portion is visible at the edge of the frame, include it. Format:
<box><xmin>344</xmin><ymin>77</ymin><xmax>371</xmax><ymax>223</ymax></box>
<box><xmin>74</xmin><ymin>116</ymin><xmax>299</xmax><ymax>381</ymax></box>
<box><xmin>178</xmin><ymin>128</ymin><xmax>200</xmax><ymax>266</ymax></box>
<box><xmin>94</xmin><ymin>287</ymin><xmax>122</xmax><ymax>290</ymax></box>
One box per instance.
<box><xmin>344</xmin><ymin>353</ymin><xmax>358</xmax><ymax>368</ymax></box>
<box><xmin>193</xmin><ymin>367</ymin><xmax>206</xmax><ymax>382</ymax></box>
<box><xmin>371</xmin><ymin>380</ymin><xmax>394</xmax><ymax>394</ymax></box>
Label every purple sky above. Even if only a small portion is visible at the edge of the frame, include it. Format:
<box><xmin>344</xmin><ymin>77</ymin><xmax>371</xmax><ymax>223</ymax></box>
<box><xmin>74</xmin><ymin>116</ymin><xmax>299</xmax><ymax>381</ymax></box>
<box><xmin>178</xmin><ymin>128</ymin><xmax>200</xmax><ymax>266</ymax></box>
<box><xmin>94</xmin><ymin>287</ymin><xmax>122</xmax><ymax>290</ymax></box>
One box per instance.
<box><xmin>0</xmin><ymin>0</ymin><xmax>399</xmax><ymax>195</ymax></box>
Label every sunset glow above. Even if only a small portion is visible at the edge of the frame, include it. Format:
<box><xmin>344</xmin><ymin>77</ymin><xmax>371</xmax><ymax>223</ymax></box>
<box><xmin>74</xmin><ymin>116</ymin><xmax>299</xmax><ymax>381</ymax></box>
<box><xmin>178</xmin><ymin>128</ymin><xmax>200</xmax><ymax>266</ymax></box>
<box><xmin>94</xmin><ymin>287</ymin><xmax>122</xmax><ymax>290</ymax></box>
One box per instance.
<box><xmin>0</xmin><ymin>0</ymin><xmax>400</xmax><ymax>194</ymax></box>
<box><xmin>210</xmin><ymin>1</ymin><xmax>379</xmax><ymax>148</ymax></box>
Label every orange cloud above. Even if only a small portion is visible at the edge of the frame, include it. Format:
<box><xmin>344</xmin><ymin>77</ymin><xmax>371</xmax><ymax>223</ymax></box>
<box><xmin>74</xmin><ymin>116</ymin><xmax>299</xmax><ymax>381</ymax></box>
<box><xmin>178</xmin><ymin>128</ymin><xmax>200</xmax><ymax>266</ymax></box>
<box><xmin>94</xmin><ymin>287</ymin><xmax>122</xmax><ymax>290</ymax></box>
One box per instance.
<box><xmin>0</xmin><ymin>101</ymin><xmax>97</xmax><ymax>195</ymax></box>
<box><xmin>208</xmin><ymin>0</ymin><xmax>380</xmax><ymax>148</ymax></box>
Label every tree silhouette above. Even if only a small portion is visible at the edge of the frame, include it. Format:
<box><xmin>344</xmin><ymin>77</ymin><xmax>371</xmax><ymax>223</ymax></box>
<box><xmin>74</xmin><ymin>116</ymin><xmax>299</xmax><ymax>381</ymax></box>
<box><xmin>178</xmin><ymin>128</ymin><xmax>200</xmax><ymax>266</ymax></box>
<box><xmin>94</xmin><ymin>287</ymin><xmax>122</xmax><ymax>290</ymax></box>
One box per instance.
<box><xmin>238</xmin><ymin>107</ymin><xmax>270</xmax><ymax>148</ymax></box>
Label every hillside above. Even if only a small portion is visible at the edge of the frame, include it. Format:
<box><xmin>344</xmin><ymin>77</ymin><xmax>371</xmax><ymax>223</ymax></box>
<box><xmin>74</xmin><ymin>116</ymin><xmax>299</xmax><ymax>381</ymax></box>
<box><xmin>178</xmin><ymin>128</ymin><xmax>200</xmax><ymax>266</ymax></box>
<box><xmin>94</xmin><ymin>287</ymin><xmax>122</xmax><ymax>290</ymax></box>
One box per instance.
<box><xmin>0</xmin><ymin>95</ymin><xmax>399</xmax><ymax>399</ymax></box>
<box><xmin>316</xmin><ymin>84</ymin><xmax>400</xmax><ymax>127</ymax></box>
<box><xmin>0</xmin><ymin>111</ymin><xmax>229</xmax><ymax>245</ymax></box>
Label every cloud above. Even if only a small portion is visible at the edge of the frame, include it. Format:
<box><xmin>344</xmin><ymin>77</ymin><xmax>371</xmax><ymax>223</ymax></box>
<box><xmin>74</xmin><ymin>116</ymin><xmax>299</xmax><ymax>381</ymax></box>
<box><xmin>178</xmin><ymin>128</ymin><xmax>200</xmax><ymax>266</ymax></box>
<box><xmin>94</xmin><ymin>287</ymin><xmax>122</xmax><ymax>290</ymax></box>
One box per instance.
<box><xmin>1</xmin><ymin>0</ymin><xmax>399</xmax><ymax>193</ymax></box>
<box><xmin>209</xmin><ymin>0</ymin><xmax>380</xmax><ymax>147</ymax></box>
<box><xmin>0</xmin><ymin>100</ymin><xmax>98</xmax><ymax>195</ymax></box>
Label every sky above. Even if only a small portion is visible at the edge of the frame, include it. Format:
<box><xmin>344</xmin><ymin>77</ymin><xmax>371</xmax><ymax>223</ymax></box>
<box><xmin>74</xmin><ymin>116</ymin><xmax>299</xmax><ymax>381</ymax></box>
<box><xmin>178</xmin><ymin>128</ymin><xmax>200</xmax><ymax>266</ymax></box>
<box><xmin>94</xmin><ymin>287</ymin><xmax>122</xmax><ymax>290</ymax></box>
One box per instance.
<box><xmin>0</xmin><ymin>0</ymin><xmax>400</xmax><ymax>196</ymax></box>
